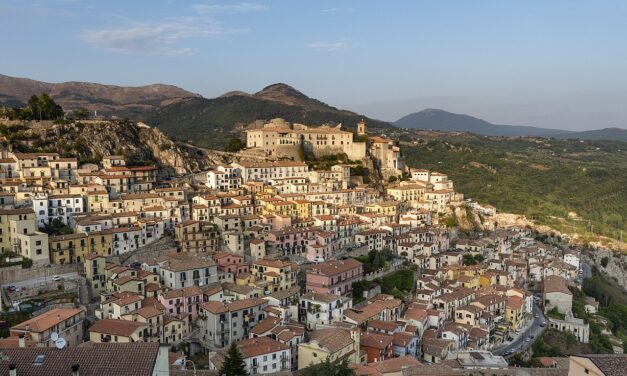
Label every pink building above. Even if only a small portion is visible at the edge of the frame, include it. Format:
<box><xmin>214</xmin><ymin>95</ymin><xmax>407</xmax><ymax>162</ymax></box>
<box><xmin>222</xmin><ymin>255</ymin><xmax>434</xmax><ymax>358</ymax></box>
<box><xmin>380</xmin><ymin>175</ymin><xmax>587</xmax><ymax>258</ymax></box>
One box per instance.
<box><xmin>305</xmin><ymin>231</ymin><xmax>336</xmax><ymax>262</ymax></box>
<box><xmin>306</xmin><ymin>259</ymin><xmax>363</xmax><ymax>295</ymax></box>
<box><xmin>158</xmin><ymin>285</ymin><xmax>203</xmax><ymax>321</ymax></box>
<box><xmin>212</xmin><ymin>252</ymin><xmax>250</xmax><ymax>276</ymax></box>
<box><xmin>268</xmin><ymin>227</ymin><xmax>318</xmax><ymax>256</ymax></box>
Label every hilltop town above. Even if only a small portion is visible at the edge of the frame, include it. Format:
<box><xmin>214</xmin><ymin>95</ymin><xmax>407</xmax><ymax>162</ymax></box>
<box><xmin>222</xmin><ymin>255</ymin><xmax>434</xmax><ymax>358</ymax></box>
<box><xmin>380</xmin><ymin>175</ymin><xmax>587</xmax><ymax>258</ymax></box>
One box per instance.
<box><xmin>0</xmin><ymin>115</ymin><xmax>623</xmax><ymax>376</ymax></box>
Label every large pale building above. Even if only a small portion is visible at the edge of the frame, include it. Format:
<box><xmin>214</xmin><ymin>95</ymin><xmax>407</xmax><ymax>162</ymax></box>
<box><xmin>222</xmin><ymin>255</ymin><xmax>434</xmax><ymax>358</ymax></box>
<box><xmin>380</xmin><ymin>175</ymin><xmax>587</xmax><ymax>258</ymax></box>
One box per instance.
<box><xmin>245</xmin><ymin>118</ymin><xmax>366</xmax><ymax>160</ymax></box>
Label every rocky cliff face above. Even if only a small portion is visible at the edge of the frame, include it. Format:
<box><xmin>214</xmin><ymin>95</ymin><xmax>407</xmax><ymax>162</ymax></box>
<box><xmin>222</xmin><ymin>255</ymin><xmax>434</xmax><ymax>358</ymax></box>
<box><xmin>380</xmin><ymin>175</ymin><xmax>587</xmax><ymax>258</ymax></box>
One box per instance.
<box><xmin>586</xmin><ymin>249</ymin><xmax>627</xmax><ymax>289</ymax></box>
<box><xmin>5</xmin><ymin>120</ymin><xmax>208</xmax><ymax>175</ymax></box>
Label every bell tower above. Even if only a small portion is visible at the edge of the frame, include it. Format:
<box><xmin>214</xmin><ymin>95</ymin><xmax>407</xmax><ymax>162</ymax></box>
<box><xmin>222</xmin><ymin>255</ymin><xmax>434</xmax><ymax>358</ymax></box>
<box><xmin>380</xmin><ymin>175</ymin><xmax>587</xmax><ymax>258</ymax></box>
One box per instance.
<box><xmin>357</xmin><ymin>119</ymin><xmax>366</xmax><ymax>135</ymax></box>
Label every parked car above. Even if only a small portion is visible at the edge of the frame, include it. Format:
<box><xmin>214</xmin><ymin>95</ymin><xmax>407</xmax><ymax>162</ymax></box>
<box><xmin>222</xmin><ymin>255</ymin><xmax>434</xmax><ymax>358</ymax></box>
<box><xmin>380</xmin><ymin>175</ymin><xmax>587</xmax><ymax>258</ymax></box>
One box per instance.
<box><xmin>534</xmin><ymin>313</ymin><xmax>540</xmax><ymax>318</ymax></box>
<box><xmin>540</xmin><ymin>322</ymin><xmax>546</xmax><ymax>327</ymax></box>
<box><xmin>52</xmin><ymin>275</ymin><xmax>61</xmax><ymax>281</ymax></box>
<box><xmin>314</xmin><ymin>257</ymin><xmax>325</xmax><ymax>263</ymax></box>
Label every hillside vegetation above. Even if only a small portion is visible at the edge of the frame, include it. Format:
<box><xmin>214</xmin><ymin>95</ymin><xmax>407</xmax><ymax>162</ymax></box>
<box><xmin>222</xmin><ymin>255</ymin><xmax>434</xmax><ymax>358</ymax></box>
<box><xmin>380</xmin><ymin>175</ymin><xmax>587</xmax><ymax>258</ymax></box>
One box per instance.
<box><xmin>403</xmin><ymin>135</ymin><xmax>627</xmax><ymax>242</ymax></box>
<box><xmin>144</xmin><ymin>84</ymin><xmax>394</xmax><ymax>149</ymax></box>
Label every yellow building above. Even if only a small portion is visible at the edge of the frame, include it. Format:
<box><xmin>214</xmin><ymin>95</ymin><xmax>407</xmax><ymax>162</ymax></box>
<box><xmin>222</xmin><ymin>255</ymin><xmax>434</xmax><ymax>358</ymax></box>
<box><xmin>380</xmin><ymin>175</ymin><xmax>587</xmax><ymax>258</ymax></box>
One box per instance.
<box><xmin>386</xmin><ymin>183</ymin><xmax>427</xmax><ymax>207</ymax></box>
<box><xmin>364</xmin><ymin>201</ymin><xmax>398</xmax><ymax>219</ymax></box>
<box><xmin>85</xmin><ymin>253</ymin><xmax>107</xmax><ymax>295</ymax></box>
<box><xmin>298</xmin><ymin>327</ymin><xmax>361</xmax><ymax>369</ymax></box>
<box><xmin>505</xmin><ymin>296</ymin><xmax>525</xmax><ymax>331</ymax></box>
<box><xmin>249</xmin><ymin>258</ymin><xmax>298</xmax><ymax>293</ymax></box>
<box><xmin>49</xmin><ymin>231</ymin><xmax>113</xmax><ymax>264</ymax></box>
<box><xmin>87</xmin><ymin>190</ymin><xmax>110</xmax><ymax>212</ymax></box>
<box><xmin>0</xmin><ymin>208</ymin><xmax>50</xmax><ymax>266</ymax></box>
<box><xmin>264</xmin><ymin>201</ymin><xmax>298</xmax><ymax>217</ymax></box>
<box><xmin>454</xmin><ymin>305</ymin><xmax>482</xmax><ymax>326</ymax></box>
<box><xmin>479</xmin><ymin>272</ymin><xmax>497</xmax><ymax>288</ymax></box>
<box><xmin>293</xmin><ymin>200</ymin><xmax>312</xmax><ymax>219</ymax></box>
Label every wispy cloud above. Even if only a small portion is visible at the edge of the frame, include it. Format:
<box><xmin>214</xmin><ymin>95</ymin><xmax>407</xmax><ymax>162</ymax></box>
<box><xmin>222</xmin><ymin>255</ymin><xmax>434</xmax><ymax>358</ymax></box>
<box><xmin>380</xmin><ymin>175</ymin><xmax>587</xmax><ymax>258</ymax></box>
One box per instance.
<box><xmin>192</xmin><ymin>2</ymin><xmax>266</xmax><ymax>14</ymax></box>
<box><xmin>319</xmin><ymin>7</ymin><xmax>355</xmax><ymax>14</ymax></box>
<box><xmin>80</xmin><ymin>18</ymin><xmax>243</xmax><ymax>55</ymax></box>
<box><xmin>308</xmin><ymin>40</ymin><xmax>349</xmax><ymax>52</ymax></box>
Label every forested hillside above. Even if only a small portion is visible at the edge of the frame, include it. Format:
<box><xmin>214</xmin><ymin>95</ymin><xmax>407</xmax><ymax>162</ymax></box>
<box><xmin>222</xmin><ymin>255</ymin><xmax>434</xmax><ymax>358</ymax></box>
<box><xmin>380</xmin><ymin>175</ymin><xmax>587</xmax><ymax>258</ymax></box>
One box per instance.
<box><xmin>403</xmin><ymin>136</ymin><xmax>627</xmax><ymax>243</ymax></box>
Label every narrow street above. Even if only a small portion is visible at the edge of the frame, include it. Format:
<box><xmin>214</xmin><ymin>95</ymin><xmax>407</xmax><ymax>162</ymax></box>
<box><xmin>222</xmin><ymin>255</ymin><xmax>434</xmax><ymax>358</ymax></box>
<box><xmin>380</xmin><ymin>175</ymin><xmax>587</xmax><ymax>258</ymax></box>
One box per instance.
<box><xmin>494</xmin><ymin>303</ymin><xmax>546</xmax><ymax>356</ymax></box>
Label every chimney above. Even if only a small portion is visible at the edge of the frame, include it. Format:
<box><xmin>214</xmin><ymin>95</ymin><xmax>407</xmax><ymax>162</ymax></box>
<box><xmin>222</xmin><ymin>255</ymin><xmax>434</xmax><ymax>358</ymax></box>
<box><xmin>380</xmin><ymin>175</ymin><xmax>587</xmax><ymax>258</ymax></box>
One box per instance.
<box><xmin>18</xmin><ymin>334</ymin><xmax>25</xmax><ymax>348</ymax></box>
<box><xmin>71</xmin><ymin>364</ymin><xmax>80</xmax><ymax>376</ymax></box>
<box><xmin>8</xmin><ymin>364</ymin><xmax>16</xmax><ymax>376</ymax></box>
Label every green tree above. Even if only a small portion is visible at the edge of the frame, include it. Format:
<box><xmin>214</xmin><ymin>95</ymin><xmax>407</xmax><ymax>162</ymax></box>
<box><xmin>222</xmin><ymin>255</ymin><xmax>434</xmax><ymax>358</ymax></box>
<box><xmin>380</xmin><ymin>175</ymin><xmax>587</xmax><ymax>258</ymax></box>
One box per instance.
<box><xmin>463</xmin><ymin>254</ymin><xmax>478</xmax><ymax>265</ymax></box>
<box><xmin>72</xmin><ymin>108</ymin><xmax>89</xmax><ymax>120</ymax></box>
<box><xmin>219</xmin><ymin>342</ymin><xmax>249</xmax><ymax>376</ymax></box>
<box><xmin>225</xmin><ymin>138</ymin><xmax>246</xmax><ymax>152</ymax></box>
<box><xmin>26</xmin><ymin>93</ymin><xmax>64</xmax><ymax>120</ymax></box>
<box><xmin>301</xmin><ymin>357</ymin><xmax>355</xmax><ymax>376</ymax></box>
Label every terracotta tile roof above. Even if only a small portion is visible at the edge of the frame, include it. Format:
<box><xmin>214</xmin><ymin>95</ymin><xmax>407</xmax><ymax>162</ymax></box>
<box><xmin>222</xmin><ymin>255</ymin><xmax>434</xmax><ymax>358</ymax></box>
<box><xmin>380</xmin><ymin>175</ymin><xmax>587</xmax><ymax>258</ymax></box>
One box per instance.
<box><xmin>367</xmin><ymin>320</ymin><xmax>398</xmax><ymax>333</ymax></box>
<box><xmin>235</xmin><ymin>336</ymin><xmax>289</xmax><ymax>358</ymax></box>
<box><xmin>579</xmin><ymin>354</ymin><xmax>627</xmax><ymax>376</ymax></box>
<box><xmin>201</xmin><ymin>301</ymin><xmax>228</xmax><ymax>314</ymax></box>
<box><xmin>0</xmin><ymin>342</ymin><xmax>161</xmax><ymax>376</ymax></box>
<box><xmin>130</xmin><ymin>306</ymin><xmax>162</xmax><ymax>319</ymax></box>
<box><xmin>11</xmin><ymin>308</ymin><xmax>84</xmax><ymax>333</ymax></box>
<box><xmin>309</xmin><ymin>328</ymin><xmax>354</xmax><ymax>353</ymax></box>
<box><xmin>268</xmin><ymin>285</ymin><xmax>300</xmax><ymax>301</ymax></box>
<box><xmin>112</xmin><ymin>294</ymin><xmax>143</xmax><ymax>307</ymax></box>
<box><xmin>307</xmin><ymin>258</ymin><xmax>362</xmax><ymax>277</ymax></box>
<box><xmin>370</xmin><ymin>355</ymin><xmax>422</xmax><ymax>373</ymax></box>
<box><xmin>253</xmin><ymin>257</ymin><xmax>294</xmax><ymax>269</ymax></box>
<box><xmin>543</xmin><ymin>275</ymin><xmax>572</xmax><ymax>295</ymax></box>
<box><xmin>361</xmin><ymin>331</ymin><xmax>393</xmax><ymax>350</ymax></box>
<box><xmin>161</xmin><ymin>285</ymin><xmax>202</xmax><ymax>300</ymax></box>
<box><xmin>248</xmin><ymin>316</ymin><xmax>281</xmax><ymax>336</ymax></box>
<box><xmin>226</xmin><ymin>298</ymin><xmax>267</xmax><ymax>311</ymax></box>
<box><xmin>89</xmin><ymin>319</ymin><xmax>147</xmax><ymax>337</ymax></box>
<box><xmin>141</xmin><ymin>297</ymin><xmax>165</xmax><ymax>311</ymax></box>
<box><xmin>392</xmin><ymin>331</ymin><xmax>416</xmax><ymax>347</ymax></box>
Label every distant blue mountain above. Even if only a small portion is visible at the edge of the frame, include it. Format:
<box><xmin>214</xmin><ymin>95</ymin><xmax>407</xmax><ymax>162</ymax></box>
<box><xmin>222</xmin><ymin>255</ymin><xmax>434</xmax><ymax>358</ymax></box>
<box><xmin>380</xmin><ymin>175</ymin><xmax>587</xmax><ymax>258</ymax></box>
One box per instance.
<box><xmin>394</xmin><ymin>109</ymin><xmax>574</xmax><ymax>137</ymax></box>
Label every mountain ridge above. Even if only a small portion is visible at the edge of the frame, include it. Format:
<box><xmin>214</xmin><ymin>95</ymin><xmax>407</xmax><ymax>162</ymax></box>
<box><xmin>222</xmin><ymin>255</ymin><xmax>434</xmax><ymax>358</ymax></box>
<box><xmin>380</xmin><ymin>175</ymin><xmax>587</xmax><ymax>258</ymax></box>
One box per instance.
<box><xmin>144</xmin><ymin>83</ymin><xmax>395</xmax><ymax>148</ymax></box>
<box><xmin>395</xmin><ymin>108</ymin><xmax>627</xmax><ymax>140</ymax></box>
<box><xmin>2</xmin><ymin>73</ymin><xmax>625</xmax><ymax>144</ymax></box>
<box><xmin>0</xmin><ymin>73</ymin><xmax>200</xmax><ymax>118</ymax></box>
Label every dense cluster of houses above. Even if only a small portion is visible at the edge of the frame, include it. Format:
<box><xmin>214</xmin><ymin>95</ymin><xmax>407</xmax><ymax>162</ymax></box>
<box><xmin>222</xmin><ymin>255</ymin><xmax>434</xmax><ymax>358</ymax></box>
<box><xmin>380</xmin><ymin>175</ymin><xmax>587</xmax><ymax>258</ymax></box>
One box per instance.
<box><xmin>0</xmin><ymin>141</ymin><xmax>615</xmax><ymax>376</ymax></box>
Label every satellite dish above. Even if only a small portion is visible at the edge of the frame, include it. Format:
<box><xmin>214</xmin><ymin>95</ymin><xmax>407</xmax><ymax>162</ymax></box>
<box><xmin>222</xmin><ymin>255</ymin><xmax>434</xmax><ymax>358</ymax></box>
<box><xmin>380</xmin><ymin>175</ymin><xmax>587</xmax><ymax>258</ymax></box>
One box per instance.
<box><xmin>51</xmin><ymin>332</ymin><xmax>59</xmax><ymax>341</ymax></box>
<box><xmin>55</xmin><ymin>337</ymin><xmax>66</xmax><ymax>349</ymax></box>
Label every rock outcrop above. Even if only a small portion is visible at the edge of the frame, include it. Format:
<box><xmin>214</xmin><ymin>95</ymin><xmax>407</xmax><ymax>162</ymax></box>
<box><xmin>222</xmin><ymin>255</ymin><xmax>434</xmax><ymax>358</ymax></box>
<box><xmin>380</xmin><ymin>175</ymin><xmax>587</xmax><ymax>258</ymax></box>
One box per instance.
<box><xmin>586</xmin><ymin>249</ymin><xmax>627</xmax><ymax>289</ymax></box>
<box><xmin>4</xmin><ymin>119</ymin><xmax>208</xmax><ymax>175</ymax></box>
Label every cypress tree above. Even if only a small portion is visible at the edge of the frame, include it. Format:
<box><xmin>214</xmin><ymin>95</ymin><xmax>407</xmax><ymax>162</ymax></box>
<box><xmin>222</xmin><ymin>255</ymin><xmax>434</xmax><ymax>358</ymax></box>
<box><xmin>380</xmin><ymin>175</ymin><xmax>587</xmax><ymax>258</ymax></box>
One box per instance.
<box><xmin>219</xmin><ymin>342</ymin><xmax>249</xmax><ymax>376</ymax></box>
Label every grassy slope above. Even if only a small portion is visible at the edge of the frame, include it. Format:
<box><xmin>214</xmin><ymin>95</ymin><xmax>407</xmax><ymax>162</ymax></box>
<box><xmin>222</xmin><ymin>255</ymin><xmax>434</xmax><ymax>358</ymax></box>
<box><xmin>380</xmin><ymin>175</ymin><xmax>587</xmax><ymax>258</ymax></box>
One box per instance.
<box><xmin>402</xmin><ymin>136</ymin><xmax>627</xmax><ymax>241</ymax></box>
<box><xmin>144</xmin><ymin>95</ymin><xmax>394</xmax><ymax>149</ymax></box>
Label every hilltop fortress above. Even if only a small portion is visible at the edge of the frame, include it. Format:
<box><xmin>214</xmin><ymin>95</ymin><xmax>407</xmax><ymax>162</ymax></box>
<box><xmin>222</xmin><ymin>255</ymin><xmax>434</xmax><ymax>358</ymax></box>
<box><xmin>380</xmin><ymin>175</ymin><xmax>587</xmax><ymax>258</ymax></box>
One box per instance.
<box><xmin>245</xmin><ymin>118</ymin><xmax>367</xmax><ymax>161</ymax></box>
<box><xmin>245</xmin><ymin>118</ymin><xmax>402</xmax><ymax>172</ymax></box>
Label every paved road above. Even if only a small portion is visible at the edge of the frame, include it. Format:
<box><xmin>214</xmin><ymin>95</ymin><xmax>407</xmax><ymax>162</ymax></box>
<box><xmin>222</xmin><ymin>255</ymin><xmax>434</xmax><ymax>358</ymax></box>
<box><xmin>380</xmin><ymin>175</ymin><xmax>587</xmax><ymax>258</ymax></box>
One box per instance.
<box><xmin>494</xmin><ymin>303</ymin><xmax>546</xmax><ymax>356</ymax></box>
<box><xmin>6</xmin><ymin>272</ymin><xmax>79</xmax><ymax>289</ymax></box>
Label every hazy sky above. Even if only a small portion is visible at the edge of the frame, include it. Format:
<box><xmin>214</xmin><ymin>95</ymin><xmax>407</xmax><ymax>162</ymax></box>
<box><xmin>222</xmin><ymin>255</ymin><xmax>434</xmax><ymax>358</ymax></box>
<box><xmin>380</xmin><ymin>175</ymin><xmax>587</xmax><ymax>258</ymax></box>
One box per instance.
<box><xmin>1</xmin><ymin>0</ymin><xmax>627</xmax><ymax>130</ymax></box>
